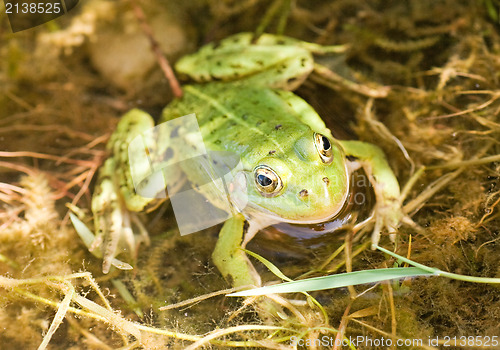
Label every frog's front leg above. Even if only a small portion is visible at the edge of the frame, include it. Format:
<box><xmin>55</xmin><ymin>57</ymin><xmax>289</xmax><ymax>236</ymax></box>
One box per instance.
<box><xmin>91</xmin><ymin>109</ymin><xmax>161</xmax><ymax>273</ymax></box>
<box><xmin>212</xmin><ymin>213</ymin><xmax>261</xmax><ymax>288</ymax></box>
<box><xmin>339</xmin><ymin>140</ymin><xmax>403</xmax><ymax>248</ymax></box>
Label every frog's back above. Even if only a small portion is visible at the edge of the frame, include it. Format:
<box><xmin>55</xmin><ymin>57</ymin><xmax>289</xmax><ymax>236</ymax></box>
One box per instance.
<box><xmin>161</xmin><ymin>83</ymin><xmax>330</xmax><ymax>168</ymax></box>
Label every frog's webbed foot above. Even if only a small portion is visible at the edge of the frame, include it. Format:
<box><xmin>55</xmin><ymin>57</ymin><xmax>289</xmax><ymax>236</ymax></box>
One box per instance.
<box><xmin>340</xmin><ymin>140</ymin><xmax>409</xmax><ymax>248</ymax></box>
<box><xmin>365</xmin><ymin>178</ymin><xmax>420</xmax><ymax>249</ymax></box>
<box><xmin>89</xmin><ymin>109</ymin><xmax>161</xmax><ymax>273</ymax></box>
<box><xmin>311</xmin><ymin>63</ymin><xmax>391</xmax><ymax>99</ymax></box>
<box><xmin>368</xmin><ymin>192</ymin><xmax>403</xmax><ymax>249</ymax></box>
<box><xmin>91</xmin><ymin>157</ymin><xmax>151</xmax><ymax>273</ymax></box>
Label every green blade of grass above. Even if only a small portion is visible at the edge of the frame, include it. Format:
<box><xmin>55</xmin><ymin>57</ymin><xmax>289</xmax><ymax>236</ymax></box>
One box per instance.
<box><xmin>244</xmin><ymin>249</ymin><xmax>293</xmax><ymax>282</ymax></box>
<box><xmin>228</xmin><ymin>267</ymin><xmax>432</xmax><ymax>296</ymax></box>
<box><xmin>376</xmin><ymin>245</ymin><xmax>500</xmax><ymax>284</ymax></box>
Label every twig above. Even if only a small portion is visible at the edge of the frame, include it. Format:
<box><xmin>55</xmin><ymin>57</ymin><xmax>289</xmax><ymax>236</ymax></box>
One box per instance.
<box><xmin>130</xmin><ymin>0</ymin><xmax>183</xmax><ymax>98</ymax></box>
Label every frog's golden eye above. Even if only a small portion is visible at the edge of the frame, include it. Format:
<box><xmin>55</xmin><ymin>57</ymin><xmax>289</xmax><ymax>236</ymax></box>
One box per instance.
<box><xmin>254</xmin><ymin>165</ymin><xmax>283</xmax><ymax>197</ymax></box>
<box><xmin>314</xmin><ymin>133</ymin><xmax>333</xmax><ymax>164</ymax></box>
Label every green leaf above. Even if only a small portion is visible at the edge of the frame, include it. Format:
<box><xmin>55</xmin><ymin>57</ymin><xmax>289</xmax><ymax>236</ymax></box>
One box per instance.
<box><xmin>228</xmin><ymin>267</ymin><xmax>432</xmax><ymax>296</ymax></box>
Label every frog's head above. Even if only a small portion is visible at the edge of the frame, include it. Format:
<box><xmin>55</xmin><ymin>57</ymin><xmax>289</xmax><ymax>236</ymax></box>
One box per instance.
<box><xmin>244</xmin><ymin>131</ymin><xmax>350</xmax><ymax>224</ymax></box>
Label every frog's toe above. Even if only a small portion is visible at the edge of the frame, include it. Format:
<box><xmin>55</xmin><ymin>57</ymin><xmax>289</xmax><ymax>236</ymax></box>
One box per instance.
<box><xmin>100</xmin><ymin>211</ymin><xmax>150</xmax><ymax>274</ymax></box>
<box><xmin>70</xmin><ymin>212</ymin><xmax>135</xmax><ymax>272</ymax></box>
<box><xmin>370</xmin><ymin>198</ymin><xmax>404</xmax><ymax>249</ymax></box>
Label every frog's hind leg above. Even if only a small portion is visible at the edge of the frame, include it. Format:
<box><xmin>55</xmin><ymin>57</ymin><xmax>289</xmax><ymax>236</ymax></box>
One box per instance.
<box><xmin>91</xmin><ymin>109</ymin><xmax>164</xmax><ymax>273</ymax></box>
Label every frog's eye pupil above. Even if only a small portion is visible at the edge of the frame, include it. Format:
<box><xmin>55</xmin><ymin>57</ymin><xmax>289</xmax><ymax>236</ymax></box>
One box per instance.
<box><xmin>314</xmin><ymin>133</ymin><xmax>334</xmax><ymax>164</ymax></box>
<box><xmin>321</xmin><ymin>136</ymin><xmax>331</xmax><ymax>150</ymax></box>
<box><xmin>254</xmin><ymin>165</ymin><xmax>283</xmax><ymax>197</ymax></box>
<box><xmin>257</xmin><ymin>174</ymin><xmax>272</xmax><ymax>187</ymax></box>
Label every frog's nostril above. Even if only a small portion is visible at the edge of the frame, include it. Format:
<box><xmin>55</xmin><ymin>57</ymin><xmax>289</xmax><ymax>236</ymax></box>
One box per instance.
<box><xmin>322</xmin><ymin>177</ymin><xmax>330</xmax><ymax>185</ymax></box>
<box><xmin>299</xmin><ymin>189</ymin><xmax>308</xmax><ymax>198</ymax></box>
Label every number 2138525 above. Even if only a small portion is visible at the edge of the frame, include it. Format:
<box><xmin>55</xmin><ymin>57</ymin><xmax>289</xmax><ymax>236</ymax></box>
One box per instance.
<box><xmin>442</xmin><ymin>336</ymin><xmax>498</xmax><ymax>347</ymax></box>
<box><xmin>5</xmin><ymin>2</ymin><xmax>62</xmax><ymax>14</ymax></box>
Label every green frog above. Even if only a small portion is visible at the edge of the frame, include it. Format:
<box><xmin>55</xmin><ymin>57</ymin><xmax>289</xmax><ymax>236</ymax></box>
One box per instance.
<box><xmin>85</xmin><ymin>33</ymin><xmax>402</xmax><ymax>288</ymax></box>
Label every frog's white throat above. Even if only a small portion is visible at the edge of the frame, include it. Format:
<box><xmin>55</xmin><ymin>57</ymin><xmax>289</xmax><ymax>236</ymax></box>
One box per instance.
<box><xmin>240</xmin><ymin>200</ymin><xmax>347</xmax><ymax>248</ymax></box>
<box><xmin>240</xmin><ymin>183</ymin><xmax>349</xmax><ymax>247</ymax></box>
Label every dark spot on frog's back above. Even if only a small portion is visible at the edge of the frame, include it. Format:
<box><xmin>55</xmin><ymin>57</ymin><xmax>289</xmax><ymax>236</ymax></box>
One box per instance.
<box><xmin>163</xmin><ymin>147</ymin><xmax>174</xmax><ymax>161</ymax></box>
<box><xmin>268</xmin><ymin>150</ymin><xmax>276</xmax><ymax>155</ymax></box>
<box><xmin>212</xmin><ymin>41</ymin><xmax>221</xmax><ymax>50</ymax></box>
<box><xmin>170</xmin><ymin>126</ymin><xmax>180</xmax><ymax>138</ymax></box>
<box><xmin>274</xmin><ymin>124</ymin><xmax>282</xmax><ymax>130</ymax></box>
<box><xmin>323</xmin><ymin>177</ymin><xmax>330</xmax><ymax>185</ymax></box>
<box><xmin>299</xmin><ymin>189</ymin><xmax>308</xmax><ymax>198</ymax></box>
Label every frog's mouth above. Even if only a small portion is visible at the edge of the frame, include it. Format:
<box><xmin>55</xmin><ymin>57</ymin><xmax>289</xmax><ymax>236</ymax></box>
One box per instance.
<box><xmin>244</xmin><ymin>200</ymin><xmax>347</xmax><ymax>226</ymax></box>
<box><xmin>257</xmin><ymin>196</ymin><xmax>348</xmax><ymax>225</ymax></box>
<box><xmin>244</xmin><ymin>172</ymin><xmax>351</xmax><ymax>225</ymax></box>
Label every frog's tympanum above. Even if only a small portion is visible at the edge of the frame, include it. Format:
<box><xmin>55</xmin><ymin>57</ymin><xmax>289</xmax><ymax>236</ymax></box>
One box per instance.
<box><xmin>89</xmin><ymin>33</ymin><xmax>402</xmax><ymax>288</ymax></box>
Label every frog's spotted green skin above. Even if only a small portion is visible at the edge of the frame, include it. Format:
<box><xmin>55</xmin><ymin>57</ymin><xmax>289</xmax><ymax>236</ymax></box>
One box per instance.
<box><xmin>175</xmin><ymin>32</ymin><xmax>346</xmax><ymax>90</ymax></box>
<box><xmin>163</xmin><ymin>85</ymin><xmax>349</xmax><ymax>222</ymax></box>
<box><xmin>89</xmin><ymin>33</ymin><xmax>402</xmax><ymax>287</ymax></box>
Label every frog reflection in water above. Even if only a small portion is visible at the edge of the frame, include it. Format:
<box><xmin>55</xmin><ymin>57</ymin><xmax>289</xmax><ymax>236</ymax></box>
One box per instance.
<box><xmin>89</xmin><ymin>33</ymin><xmax>402</xmax><ymax>288</ymax></box>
